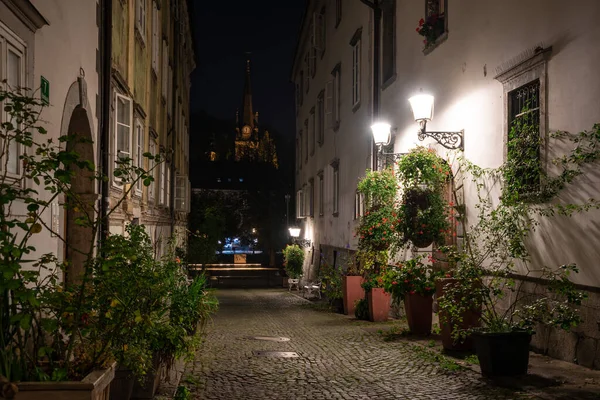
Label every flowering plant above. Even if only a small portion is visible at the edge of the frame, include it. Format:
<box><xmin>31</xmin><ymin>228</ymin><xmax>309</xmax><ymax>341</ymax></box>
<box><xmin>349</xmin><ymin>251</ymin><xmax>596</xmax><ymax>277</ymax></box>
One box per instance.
<box><xmin>381</xmin><ymin>256</ymin><xmax>441</xmax><ymax>305</ymax></box>
<box><xmin>415</xmin><ymin>14</ymin><xmax>445</xmax><ymax>49</ymax></box>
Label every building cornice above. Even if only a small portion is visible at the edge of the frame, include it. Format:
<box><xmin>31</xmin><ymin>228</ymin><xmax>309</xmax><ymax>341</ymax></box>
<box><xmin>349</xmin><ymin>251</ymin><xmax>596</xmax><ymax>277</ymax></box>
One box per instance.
<box><xmin>1</xmin><ymin>0</ymin><xmax>48</xmax><ymax>32</ymax></box>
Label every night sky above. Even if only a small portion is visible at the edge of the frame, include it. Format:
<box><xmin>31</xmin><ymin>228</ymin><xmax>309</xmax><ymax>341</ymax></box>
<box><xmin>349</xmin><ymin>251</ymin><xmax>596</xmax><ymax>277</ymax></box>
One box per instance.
<box><xmin>189</xmin><ymin>0</ymin><xmax>307</xmax><ymax>138</ymax></box>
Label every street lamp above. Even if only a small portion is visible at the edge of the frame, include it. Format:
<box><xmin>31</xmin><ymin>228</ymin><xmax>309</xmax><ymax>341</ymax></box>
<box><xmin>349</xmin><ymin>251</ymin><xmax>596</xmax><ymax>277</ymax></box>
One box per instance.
<box><xmin>288</xmin><ymin>226</ymin><xmax>311</xmax><ymax>248</ymax></box>
<box><xmin>408</xmin><ymin>94</ymin><xmax>464</xmax><ymax>150</ymax></box>
<box><xmin>371</xmin><ymin>122</ymin><xmax>392</xmax><ymax>147</ymax></box>
<box><xmin>288</xmin><ymin>227</ymin><xmax>301</xmax><ymax>238</ymax></box>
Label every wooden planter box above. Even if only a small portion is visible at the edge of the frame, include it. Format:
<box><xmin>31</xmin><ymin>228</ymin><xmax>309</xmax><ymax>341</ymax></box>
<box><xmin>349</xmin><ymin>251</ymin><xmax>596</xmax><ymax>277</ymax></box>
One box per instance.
<box><xmin>342</xmin><ymin>276</ymin><xmax>364</xmax><ymax>316</ymax></box>
<box><xmin>368</xmin><ymin>288</ymin><xmax>391</xmax><ymax>322</ymax></box>
<box><xmin>17</xmin><ymin>363</ymin><xmax>115</xmax><ymax>400</ymax></box>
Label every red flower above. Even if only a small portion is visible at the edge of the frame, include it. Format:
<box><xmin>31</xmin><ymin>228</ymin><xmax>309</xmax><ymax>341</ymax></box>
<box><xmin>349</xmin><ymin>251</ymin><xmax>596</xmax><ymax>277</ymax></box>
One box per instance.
<box><xmin>425</xmin><ymin>287</ymin><xmax>430</xmax><ymax>291</ymax></box>
<box><xmin>419</xmin><ymin>231</ymin><xmax>423</xmax><ymax>235</ymax></box>
<box><xmin>445</xmin><ymin>273</ymin><xmax>452</xmax><ymax>278</ymax></box>
<box><xmin>410</xmin><ymin>290</ymin><xmax>416</xmax><ymax>295</ymax></box>
<box><xmin>392</xmin><ymin>281</ymin><xmax>397</xmax><ymax>285</ymax></box>
<box><xmin>404</xmin><ymin>279</ymin><xmax>409</xmax><ymax>283</ymax></box>
<box><xmin>419</xmin><ymin>18</ymin><xmax>425</xmax><ymax>26</ymax></box>
<box><xmin>416</xmin><ymin>27</ymin><xmax>420</xmax><ymax>32</ymax></box>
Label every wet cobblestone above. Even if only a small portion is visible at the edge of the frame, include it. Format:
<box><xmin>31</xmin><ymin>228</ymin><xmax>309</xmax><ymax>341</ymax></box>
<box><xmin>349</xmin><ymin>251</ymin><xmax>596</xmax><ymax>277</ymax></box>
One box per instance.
<box><xmin>181</xmin><ymin>289</ymin><xmax>529</xmax><ymax>400</ymax></box>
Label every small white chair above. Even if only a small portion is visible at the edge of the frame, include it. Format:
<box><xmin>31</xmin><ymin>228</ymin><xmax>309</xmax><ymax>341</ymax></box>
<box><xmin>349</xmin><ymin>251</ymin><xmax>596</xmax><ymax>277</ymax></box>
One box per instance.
<box><xmin>302</xmin><ymin>281</ymin><xmax>322</xmax><ymax>299</ymax></box>
<box><xmin>288</xmin><ymin>278</ymin><xmax>300</xmax><ymax>292</ymax></box>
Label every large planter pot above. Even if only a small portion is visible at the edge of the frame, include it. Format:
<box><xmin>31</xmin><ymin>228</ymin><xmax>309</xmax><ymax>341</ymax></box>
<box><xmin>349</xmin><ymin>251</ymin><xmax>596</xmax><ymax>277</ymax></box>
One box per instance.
<box><xmin>404</xmin><ymin>292</ymin><xmax>433</xmax><ymax>334</ymax></box>
<box><xmin>473</xmin><ymin>331</ymin><xmax>532</xmax><ymax>377</ymax></box>
<box><xmin>17</xmin><ymin>363</ymin><xmax>116</xmax><ymax>400</ymax></box>
<box><xmin>131</xmin><ymin>357</ymin><xmax>164</xmax><ymax>399</ymax></box>
<box><xmin>342</xmin><ymin>276</ymin><xmax>364</xmax><ymax>315</ymax></box>
<box><xmin>368</xmin><ymin>288</ymin><xmax>391</xmax><ymax>322</ymax></box>
<box><xmin>435</xmin><ymin>278</ymin><xmax>481</xmax><ymax>351</ymax></box>
<box><xmin>109</xmin><ymin>366</ymin><xmax>135</xmax><ymax>400</ymax></box>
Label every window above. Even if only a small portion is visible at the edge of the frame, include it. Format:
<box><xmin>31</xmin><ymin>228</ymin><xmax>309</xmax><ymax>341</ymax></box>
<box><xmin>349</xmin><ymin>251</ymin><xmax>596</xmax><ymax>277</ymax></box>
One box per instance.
<box><xmin>134</xmin><ymin>119</ymin><xmax>144</xmax><ymax>193</ymax></box>
<box><xmin>326</xmin><ymin>64</ymin><xmax>341</xmax><ymax>129</ymax></box>
<box><xmin>309</xmin><ymin>107</ymin><xmax>315</xmax><ymax>156</ymax></box>
<box><xmin>115</xmin><ymin>94</ymin><xmax>133</xmax><ymax>183</ymax></box>
<box><xmin>317</xmin><ymin>8</ymin><xmax>326</xmax><ymax>56</ymax></box>
<box><xmin>424</xmin><ymin>0</ymin><xmax>447</xmax><ymax>48</ymax></box>
<box><xmin>354</xmin><ymin>191</ymin><xmax>365</xmax><ymax>220</ymax></box>
<box><xmin>296</xmin><ymin>189</ymin><xmax>303</xmax><ymax>218</ymax></box>
<box><xmin>159</xmin><ymin>159</ymin><xmax>166</xmax><ymax>204</ymax></box>
<box><xmin>335</xmin><ymin>0</ymin><xmax>342</xmax><ymax>28</ymax></box>
<box><xmin>507</xmin><ymin>80</ymin><xmax>541</xmax><ymax>196</ymax></box>
<box><xmin>308</xmin><ymin>178</ymin><xmax>314</xmax><ymax>217</ymax></box>
<box><xmin>382</xmin><ymin>0</ymin><xmax>396</xmax><ymax>85</ymax></box>
<box><xmin>299</xmin><ymin>71</ymin><xmax>304</xmax><ymax>105</ymax></box>
<box><xmin>304</xmin><ymin>54</ymin><xmax>311</xmax><ymax>93</ymax></box>
<box><xmin>167</xmin><ymin>64</ymin><xmax>173</xmax><ymax>117</ymax></box>
<box><xmin>175</xmin><ymin>175</ymin><xmax>188</xmax><ymax>211</ymax></box>
<box><xmin>332</xmin><ymin>162</ymin><xmax>339</xmax><ymax>216</ymax></box>
<box><xmin>318</xmin><ymin>171</ymin><xmax>324</xmax><ymax>217</ymax></box>
<box><xmin>151</xmin><ymin>2</ymin><xmax>159</xmax><ymax>74</ymax></box>
<box><xmin>166</xmin><ymin>164</ymin><xmax>171</xmax><ymax>208</ymax></box>
<box><xmin>317</xmin><ymin>90</ymin><xmax>325</xmax><ymax>146</ymax></box>
<box><xmin>298</xmin><ymin>131</ymin><xmax>303</xmax><ymax>170</ymax></box>
<box><xmin>350</xmin><ymin>30</ymin><xmax>361</xmax><ymax>108</ymax></box>
<box><xmin>135</xmin><ymin>0</ymin><xmax>147</xmax><ymax>41</ymax></box>
<box><xmin>0</xmin><ymin>25</ymin><xmax>25</xmax><ymax>177</ymax></box>
<box><xmin>148</xmin><ymin>139</ymin><xmax>156</xmax><ymax>201</ymax></box>
<box><xmin>161</xmin><ymin>40</ymin><xmax>169</xmax><ymax>99</ymax></box>
<box><xmin>304</xmin><ymin>119</ymin><xmax>308</xmax><ymax>163</ymax></box>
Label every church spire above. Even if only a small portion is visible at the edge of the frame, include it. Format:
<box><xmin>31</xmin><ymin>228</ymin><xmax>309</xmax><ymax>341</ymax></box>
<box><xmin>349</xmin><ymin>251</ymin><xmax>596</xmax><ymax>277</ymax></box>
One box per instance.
<box><xmin>242</xmin><ymin>58</ymin><xmax>254</xmax><ymax>129</ymax></box>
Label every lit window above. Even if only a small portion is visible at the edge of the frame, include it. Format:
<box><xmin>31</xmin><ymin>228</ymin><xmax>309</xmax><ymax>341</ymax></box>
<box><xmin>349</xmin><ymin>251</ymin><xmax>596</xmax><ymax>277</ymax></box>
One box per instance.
<box><xmin>115</xmin><ymin>93</ymin><xmax>133</xmax><ymax>185</ymax></box>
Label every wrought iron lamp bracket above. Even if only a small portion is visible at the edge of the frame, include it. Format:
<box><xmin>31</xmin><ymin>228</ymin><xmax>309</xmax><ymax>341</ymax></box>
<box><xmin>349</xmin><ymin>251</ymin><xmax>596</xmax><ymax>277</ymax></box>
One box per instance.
<box><xmin>294</xmin><ymin>238</ymin><xmax>312</xmax><ymax>248</ymax></box>
<box><xmin>417</xmin><ymin>120</ymin><xmax>464</xmax><ymax>150</ymax></box>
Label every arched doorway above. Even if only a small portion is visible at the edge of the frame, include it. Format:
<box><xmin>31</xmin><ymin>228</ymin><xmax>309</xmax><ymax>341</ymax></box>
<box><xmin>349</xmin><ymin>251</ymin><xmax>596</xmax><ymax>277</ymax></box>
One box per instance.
<box><xmin>64</xmin><ymin>106</ymin><xmax>95</xmax><ymax>285</ymax></box>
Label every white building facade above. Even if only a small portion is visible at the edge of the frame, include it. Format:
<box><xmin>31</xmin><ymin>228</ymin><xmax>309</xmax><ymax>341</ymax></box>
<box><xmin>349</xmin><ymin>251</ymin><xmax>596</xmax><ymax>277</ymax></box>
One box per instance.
<box><xmin>293</xmin><ymin>0</ymin><xmax>600</xmax><ymax>368</ymax></box>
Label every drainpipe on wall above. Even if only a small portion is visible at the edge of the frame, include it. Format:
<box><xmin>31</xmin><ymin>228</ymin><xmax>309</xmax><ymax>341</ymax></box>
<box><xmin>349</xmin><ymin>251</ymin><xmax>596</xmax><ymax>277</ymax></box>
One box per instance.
<box><xmin>169</xmin><ymin>0</ymin><xmax>180</xmax><ymax>238</ymax></box>
<box><xmin>99</xmin><ymin>0</ymin><xmax>112</xmax><ymax>245</ymax></box>
<box><xmin>360</xmin><ymin>0</ymin><xmax>381</xmax><ymax>171</ymax></box>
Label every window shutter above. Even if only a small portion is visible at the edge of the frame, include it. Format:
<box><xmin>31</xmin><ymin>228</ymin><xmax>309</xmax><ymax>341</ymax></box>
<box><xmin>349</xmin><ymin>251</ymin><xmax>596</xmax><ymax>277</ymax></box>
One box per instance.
<box><xmin>325</xmin><ymin>80</ymin><xmax>334</xmax><ymax>128</ymax></box>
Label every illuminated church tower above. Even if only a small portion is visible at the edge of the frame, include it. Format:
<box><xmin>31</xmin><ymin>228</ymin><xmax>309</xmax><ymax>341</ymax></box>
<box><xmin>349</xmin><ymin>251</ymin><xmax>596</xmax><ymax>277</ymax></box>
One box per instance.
<box><xmin>234</xmin><ymin>59</ymin><xmax>278</xmax><ymax>168</ymax></box>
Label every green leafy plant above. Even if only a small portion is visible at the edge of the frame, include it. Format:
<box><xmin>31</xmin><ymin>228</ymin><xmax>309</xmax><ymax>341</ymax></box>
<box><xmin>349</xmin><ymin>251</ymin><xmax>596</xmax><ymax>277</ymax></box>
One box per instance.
<box><xmin>437</xmin><ymin>120</ymin><xmax>600</xmax><ymax>340</ymax></box>
<box><xmin>282</xmin><ymin>244</ymin><xmax>304</xmax><ymax>279</ymax></box>
<box><xmin>354</xmin><ymin>298</ymin><xmax>370</xmax><ymax>321</ymax></box>
<box><xmin>318</xmin><ymin>257</ymin><xmax>343</xmax><ymax>300</ymax></box>
<box><xmin>380</xmin><ymin>255</ymin><xmax>441</xmax><ymax>305</ymax></box>
<box><xmin>395</xmin><ymin>147</ymin><xmax>450</xmax><ymax>249</ymax></box>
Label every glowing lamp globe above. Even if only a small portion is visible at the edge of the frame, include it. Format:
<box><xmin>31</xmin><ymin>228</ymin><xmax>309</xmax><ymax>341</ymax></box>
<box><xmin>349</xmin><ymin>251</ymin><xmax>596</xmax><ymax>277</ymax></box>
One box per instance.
<box><xmin>408</xmin><ymin>94</ymin><xmax>434</xmax><ymax>122</ymax></box>
<box><xmin>288</xmin><ymin>227</ymin><xmax>301</xmax><ymax>238</ymax></box>
<box><xmin>371</xmin><ymin>122</ymin><xmax>392</xmax><ymax>146</ymax></box>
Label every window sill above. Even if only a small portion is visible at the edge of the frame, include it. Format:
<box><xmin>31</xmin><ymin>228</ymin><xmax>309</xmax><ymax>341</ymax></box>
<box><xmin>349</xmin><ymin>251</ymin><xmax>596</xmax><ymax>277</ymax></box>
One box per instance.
<box><xmin>422</xmin><ymin>32</ymin><xmax>448</xmax><ymax>56</ymax></box>
<box><xmin>332</xmin><ymin>122</ymin><xmax>340</xmax><ymax>132</ymax></box>
<box><xmin>352</xmin><ymin>101</ymin><xmax>361</xmax><ymax>113</ymax></box>
<box><xmin>382</xmin><ymin>73</ymin><xmax>397</xmax><ymax>91</ymax></box>
<box><xmin>135</xmin><ymin>26</ymin><xmax>147</xmax><ymax>48</ymax></box>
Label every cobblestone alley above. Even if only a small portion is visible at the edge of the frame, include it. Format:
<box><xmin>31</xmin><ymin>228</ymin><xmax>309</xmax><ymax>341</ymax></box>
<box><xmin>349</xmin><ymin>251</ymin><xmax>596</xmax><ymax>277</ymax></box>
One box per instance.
<box><xmin>178</xmin><ymin>289</ymin><xmax>550</xmax><ymax>400</ymax></box>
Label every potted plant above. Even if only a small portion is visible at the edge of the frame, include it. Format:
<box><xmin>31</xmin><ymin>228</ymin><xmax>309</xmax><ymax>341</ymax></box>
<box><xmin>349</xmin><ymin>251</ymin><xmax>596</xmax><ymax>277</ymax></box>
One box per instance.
<box><xmin>361</xmin><ymin>273</ymin><xmax>391</xmax><ymax>322</ymax></box>
<box><xmin>381</xmin><ymin>256</ymin><xmax>439</xmax><ymax>334</ymax></box>
<box><xmin>283</xmin><ymin>244</ymin><xmax>305</xmax><ymax>285</ymax></box>
<box><xmin>415</xmin><ymin>14</ymin><xmax>445</xmax><ymax>50</ymax></box>
<box><xmin>438</xmin><ymin>117</ymin><xmax>598</xmax><ymax>376</ymax></box>
<box><xmin>318</xmin><ymin>257</ymin><xmax>344</xmax><ymax>313</ymax></box>
<box><xmin>395</xmin><ymin>147</ymin><xmax>450</xmax><ymax>249</ymax></box>
<box><xmin>341</xmin><ymin>256</ymin><xmax>364</xmax><ymax>316</ymax></box>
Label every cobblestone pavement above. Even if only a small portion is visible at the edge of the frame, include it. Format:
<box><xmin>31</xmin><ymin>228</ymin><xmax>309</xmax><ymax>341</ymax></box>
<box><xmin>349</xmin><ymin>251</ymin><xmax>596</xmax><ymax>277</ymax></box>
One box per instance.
<box><xmin>181</xmin><ymin>289</ymin><xmax>530</xmax><ymax>400</ymax></box>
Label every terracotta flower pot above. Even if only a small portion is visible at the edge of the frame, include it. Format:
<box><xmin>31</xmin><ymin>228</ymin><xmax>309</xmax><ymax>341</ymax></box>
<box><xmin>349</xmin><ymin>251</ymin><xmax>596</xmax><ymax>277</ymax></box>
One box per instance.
<box><xmin>17</xmin><ymin>362</ymin><xmax>116</xmax><ymax>400</ymax></box>
<box><xmin>404</xmin><ymin>292</ymin><xmax>433</xmax><ymax>334</ymax></box>
<box><xmin>342</xmin><ymin>276</ymin><xmax>364</xmax><ymax>315</ymax></box>
<box><xmin>435</xmin><ymin>278</ymin><xmax>481</xmax><ymax>351</ymax></box>
<box><xmin>368</xmin><ymin>288</ymin><xmax>391</xmax><ymax>322</ymax></box>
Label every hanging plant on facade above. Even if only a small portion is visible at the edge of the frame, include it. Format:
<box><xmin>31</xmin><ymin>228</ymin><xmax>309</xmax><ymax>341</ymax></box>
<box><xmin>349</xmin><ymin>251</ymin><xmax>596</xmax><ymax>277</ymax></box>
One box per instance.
<box><xmin>415</xmin><ymin>14</ymin><xmax>445</xmax><ymax>49</ymax></box>
<box><xmin>395</xmin><ymin>147</ymin><xmax>451</xmax><ymax>248</ymax></box>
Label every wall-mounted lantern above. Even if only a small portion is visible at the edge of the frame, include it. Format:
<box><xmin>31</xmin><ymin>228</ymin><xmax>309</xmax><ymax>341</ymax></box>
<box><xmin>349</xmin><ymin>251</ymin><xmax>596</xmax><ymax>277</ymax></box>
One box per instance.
<box><xmin>408</xmin><ymin>94</ymin><xmax>464</xmax><ymax>150</ymax></box>
<box><xmin>288</xmin><ymin>226</ymin><xmax>311</xmax><ymax>247</ymax></box>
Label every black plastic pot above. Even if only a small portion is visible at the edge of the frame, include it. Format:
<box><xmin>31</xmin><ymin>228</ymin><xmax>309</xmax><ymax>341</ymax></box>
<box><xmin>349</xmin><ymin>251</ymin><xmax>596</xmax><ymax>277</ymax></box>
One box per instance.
<box><xmin>473</xmin><ymin>331</ymin><xmax>532</xmax><ymax>377</ymax></box>
<box><xmin>109</xmin><ymin>367</ymin><xmax>135</xmax><ymax>400</ymax></box>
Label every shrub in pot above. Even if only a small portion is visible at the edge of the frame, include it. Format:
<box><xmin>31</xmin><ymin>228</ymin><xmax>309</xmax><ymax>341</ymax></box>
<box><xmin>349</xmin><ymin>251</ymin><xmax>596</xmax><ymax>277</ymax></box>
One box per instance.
<box><xmin>381</xmin><ymin>256</ymin><xmax>440</xmax><ymax>334</ymax></box>
<box><xmin>318</xmin><ymin>257</ymin><xmax>344</xmax><ymax>312</ymax></box>
<box><xmin>282</xmin><ymin>244</ymin><xmax>304</xmax><ymax>281</ymax></box>
<box><xmin>361</xmin><ymin>274</ymin><xmax>390</xmax><ymax>322</ymax></box>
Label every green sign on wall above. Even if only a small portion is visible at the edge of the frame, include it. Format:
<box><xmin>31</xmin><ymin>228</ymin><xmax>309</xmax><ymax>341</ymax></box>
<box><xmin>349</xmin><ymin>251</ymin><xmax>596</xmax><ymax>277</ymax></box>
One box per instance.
<box><xmin>41</xmin><ymin>76</ymin><xmax>49</xmax><ymax>105</ymax></box>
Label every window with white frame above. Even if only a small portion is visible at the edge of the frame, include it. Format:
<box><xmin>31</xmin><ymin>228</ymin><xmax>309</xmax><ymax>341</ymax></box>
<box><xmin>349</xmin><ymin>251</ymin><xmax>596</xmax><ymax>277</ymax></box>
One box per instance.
<box><xmin>326</xmin><ymin>63</ymin><xmax>341</xmax><ymax>129</ymax></box>
<box><xmin>318</xmin><ymin>171</ymin><xmax>324</xmax><ymax>217</ymax></box>
<box><xmin>332</xmin><ymin>161</ymin><xmax>339</xmax><ymax>216</ymax></box>
<box><xmin>148</xmin><ymin>139</ymin><xmax>156</xmax><ymax>201</ymax></box>
<box><xmin>159</xmin><ymin>159</ymin><xmax>166</xmax><ymax>204</ymax></box>
<box><xmin>350</xmin><ymin>30</ymin><xmax>361</xmax><ymax>108</ymax></box>
<box><xmin>308</xmin><ymin>178</ymin><xmax>314</xmax><ymax>217</ymax></box>
<box><xmin>175</xmin><ymin>174</ymin><xmax>188</xmax><ymax>211</ymax></box>
<box><xmin>161</xmin><ymin>40</ymin><xmax>169</xmax><ymax>99</ymax></box>
<box><xmin>134</xmin><ymin>119</ymin><xmax>144</xmax><ymax>193</ymax></box>
<box><xmin>296</xmin><ymin>189</ymin><xmax>303</xmax><ymax>218</ymax></box>
<box><xmin>317</xmin><ymin>90</ymin><xmax>324</xmax><ymax>146</ymax></box>
<box><xmin>0</xmin><ymin>23</ymin><xmax>25</xmax><ymax>177</ymax></box>
<box><xmin>166</xmin><ymin>164</ymin><xmax>171</xmax><ymax>208</ymax></box>
<box><xmin>309</xmin><ymin>107</ymin><xmax>315</xmax><ymax>156</ymax></box>
<box><xmin>354</xmin><ymin>191</ymin><xmax>365</xmax><ymax>220</ymax></box>
<box><xmin>151</xmin><ymin>2</ymin><xmax>159</xmax><ymax>74</ymax></box>
<box><xmin>136</xmin><ymin>0</ymin><xmax>147</xmax><ymax>41</ymax></box>
<box><xmin>115</xmin><ymin>94</ymin><xmax>133</xmax><ymax>184</ymax></box>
